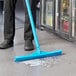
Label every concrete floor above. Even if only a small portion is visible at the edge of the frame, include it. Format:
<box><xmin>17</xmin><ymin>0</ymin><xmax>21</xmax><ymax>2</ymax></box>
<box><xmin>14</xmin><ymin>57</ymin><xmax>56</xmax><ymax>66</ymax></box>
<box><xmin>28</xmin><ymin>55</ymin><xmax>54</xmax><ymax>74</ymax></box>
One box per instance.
<box><xmin>0</xmin><ymin>26</ymin><xmax>76</xmax><ymax>76</ymax></box>
<box><xmin>0</xmin><ymin>13</ymin><xmax>76</xmax><ymax>76</ymax></box>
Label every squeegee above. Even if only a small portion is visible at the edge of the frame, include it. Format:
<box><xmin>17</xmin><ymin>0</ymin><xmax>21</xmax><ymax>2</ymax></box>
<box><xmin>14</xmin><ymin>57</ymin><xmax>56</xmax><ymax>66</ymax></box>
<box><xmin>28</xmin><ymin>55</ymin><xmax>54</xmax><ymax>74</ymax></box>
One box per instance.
<box><xmin>15</xmin><ymin>0</ymin><xmax>62</xmax><ymax>62</ymax></box>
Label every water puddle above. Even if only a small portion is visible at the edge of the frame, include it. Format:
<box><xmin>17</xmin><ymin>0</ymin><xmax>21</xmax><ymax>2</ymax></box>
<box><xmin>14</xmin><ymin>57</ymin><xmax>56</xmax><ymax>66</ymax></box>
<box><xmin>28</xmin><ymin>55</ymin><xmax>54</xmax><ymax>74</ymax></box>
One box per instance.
<box><xmin>20</xmin><ymin>56</ymin><xmax>62</xmax><ymax>67</ymax></box>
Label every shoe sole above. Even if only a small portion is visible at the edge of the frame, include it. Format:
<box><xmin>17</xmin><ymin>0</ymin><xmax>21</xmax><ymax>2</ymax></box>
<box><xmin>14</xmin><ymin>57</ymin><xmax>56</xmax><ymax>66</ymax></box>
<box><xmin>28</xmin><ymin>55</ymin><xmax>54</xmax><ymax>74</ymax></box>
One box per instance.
<box><xmin>24</xmin><ymin>48</ymin><xmax>34</xmax><ymax>51</ymax></box>
<box><xmin>0</xmin><ymin>44</ymin><xmax>13</xmax><ymax>49</ymax></box>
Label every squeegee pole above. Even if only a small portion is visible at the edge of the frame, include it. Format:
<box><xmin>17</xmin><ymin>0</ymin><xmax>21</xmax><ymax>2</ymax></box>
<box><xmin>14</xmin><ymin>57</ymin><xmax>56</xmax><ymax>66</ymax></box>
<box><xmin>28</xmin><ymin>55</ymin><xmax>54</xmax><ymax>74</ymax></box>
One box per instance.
<box><xmin>25</xmin><ymin>0</ymin><xmax>40</xmax><ymax>53</ymax></box>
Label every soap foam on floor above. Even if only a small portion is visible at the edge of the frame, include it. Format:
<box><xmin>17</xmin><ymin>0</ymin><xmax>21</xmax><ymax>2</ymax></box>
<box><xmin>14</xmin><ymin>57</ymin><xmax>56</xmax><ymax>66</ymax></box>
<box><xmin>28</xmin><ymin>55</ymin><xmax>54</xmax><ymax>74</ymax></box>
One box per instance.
<box><xmin>20</xmin><ymin>56</ymin><xmax>61</xmax><ymax>67</ymax></box>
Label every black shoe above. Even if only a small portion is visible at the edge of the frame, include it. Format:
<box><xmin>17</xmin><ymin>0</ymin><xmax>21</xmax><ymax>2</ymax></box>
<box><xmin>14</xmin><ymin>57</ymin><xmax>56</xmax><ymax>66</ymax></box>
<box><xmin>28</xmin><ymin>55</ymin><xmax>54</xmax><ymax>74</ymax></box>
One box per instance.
<box><xmin>0</xmin><ymin>40</ymin><xmax>13</xmax><ymax>49</ymax></box>
<box><xmin>24</xmin><ymin>40</ymin><xmax>34</xmax><ymax>51</ymax></box>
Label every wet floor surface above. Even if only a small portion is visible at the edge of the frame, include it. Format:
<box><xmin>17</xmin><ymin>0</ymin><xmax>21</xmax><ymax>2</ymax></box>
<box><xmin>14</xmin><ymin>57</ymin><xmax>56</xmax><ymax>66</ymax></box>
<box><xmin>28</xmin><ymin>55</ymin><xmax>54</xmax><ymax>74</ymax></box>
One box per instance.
<box><xmin>0</xmin><ymin>27</ymin><xmax>76</xmax><ymax>76</ymax></box>
<box><xmin>0</xmin><ymin>11</ymin><xmax>76</xmax><ymax>76</ymax></box>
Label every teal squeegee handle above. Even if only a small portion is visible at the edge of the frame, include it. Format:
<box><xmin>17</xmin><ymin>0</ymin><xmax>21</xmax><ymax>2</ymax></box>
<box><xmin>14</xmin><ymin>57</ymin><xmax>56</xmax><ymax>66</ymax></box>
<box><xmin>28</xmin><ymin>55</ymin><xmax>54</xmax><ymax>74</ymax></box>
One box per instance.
<box><xmin>25</xmin><ymin>0</ymin><xmax>40</xmax><ymax>54</ymax></box>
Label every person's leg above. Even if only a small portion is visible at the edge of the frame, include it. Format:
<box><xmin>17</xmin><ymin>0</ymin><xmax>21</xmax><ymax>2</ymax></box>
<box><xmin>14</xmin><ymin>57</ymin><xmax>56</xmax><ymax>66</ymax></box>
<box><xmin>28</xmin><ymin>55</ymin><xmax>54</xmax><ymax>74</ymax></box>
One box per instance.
<box><xmin>0</xmin><ymin>0</ymin><xmax>17</xmax><ymax>49</ymax></box>
<box><xmin>23</xmin><ymin>0</ymin><xmax>39</xmax><ymax>51</ymax></box>
<box><xmin>0</xmin><ymin>1</ymin><xmax>4</xmax><ymax>14</ymax></box>
<box><xmin>4</xmin><ymin>0</ymin><xmax>17</xmax><ymax>40</ymax></box>
<box><xmin>24</xmin><ymin>0</ymin><xmax>39</xmax><ymax>40</ymax></box>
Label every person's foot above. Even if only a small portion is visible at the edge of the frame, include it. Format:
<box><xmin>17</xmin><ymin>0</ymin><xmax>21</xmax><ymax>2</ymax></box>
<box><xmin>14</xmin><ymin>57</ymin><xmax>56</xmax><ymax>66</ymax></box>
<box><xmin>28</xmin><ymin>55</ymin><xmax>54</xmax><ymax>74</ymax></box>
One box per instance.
<box><xmin>0</xmin><ymin>40</ymin><xmax>13</xmax><ymax>49</ymax></box>
<box><xmin>24</xmin><ymin>40</ymin><xmax>34</xmax><ymax>51</ymax></box>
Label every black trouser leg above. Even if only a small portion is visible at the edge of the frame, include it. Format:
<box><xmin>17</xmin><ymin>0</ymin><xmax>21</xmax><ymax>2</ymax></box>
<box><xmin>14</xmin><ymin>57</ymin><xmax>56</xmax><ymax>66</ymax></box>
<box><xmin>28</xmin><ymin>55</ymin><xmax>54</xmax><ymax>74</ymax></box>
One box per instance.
<box><xmin>4</xmin><ymin>0</ymin><xmax>17</xmax><ymax>40</ymax></box>
<box><xmin>23</xmin><ymin>0</ymin><xmax>39</xmax><ymax>41</ymax></box>
<box><xmin>0</xmin><ymin>1</ymin><xmax>4</xmax><ymax>14</ymax></box>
